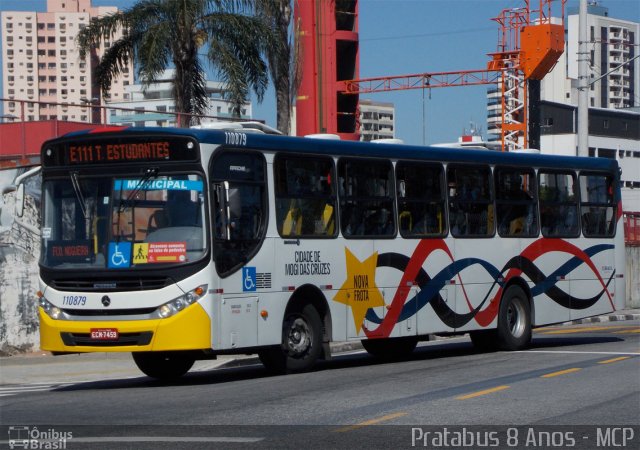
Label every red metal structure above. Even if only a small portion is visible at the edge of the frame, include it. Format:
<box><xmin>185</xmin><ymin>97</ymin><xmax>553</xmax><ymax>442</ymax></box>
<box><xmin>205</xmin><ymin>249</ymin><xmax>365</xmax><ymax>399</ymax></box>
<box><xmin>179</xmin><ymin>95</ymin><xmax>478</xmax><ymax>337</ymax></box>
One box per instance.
<box><xmin>295</xmin><ymin>0</ymin><xmax>360</xmax><ymax>140</ymax></box>
<box><xmin>0</xmin><ymin>120</ymin><xmax>101</xmax><ymax>169</ymax></box>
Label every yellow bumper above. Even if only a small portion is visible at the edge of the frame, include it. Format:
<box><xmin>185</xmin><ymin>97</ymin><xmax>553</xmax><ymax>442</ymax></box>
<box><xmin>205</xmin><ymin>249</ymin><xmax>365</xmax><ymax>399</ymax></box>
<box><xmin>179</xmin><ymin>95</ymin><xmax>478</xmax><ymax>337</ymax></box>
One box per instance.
<box><xmin>40</xmin><ymin>303</ymin><xmax>211</xmax><ymax>353</ymax></box>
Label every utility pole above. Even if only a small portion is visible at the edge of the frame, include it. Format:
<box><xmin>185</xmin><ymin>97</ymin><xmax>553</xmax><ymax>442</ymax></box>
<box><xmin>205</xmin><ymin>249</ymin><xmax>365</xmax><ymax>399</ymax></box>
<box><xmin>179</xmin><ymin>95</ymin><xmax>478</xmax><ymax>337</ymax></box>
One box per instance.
<box><xmin>577</xmin><ymin>0</ymin><xmax>589</xmax><ymax>157</ymax></box>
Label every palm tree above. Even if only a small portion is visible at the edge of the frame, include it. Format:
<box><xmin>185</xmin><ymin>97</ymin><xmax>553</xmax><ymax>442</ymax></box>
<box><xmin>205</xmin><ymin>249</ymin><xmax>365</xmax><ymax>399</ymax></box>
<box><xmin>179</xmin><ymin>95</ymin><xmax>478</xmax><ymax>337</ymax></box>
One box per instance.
<box><xmin>77</xmin><ymin>0</ymin><xmax>273</xmax><ymax>127</ymax></box>
<box><xmin>253</xmin><ymin>0</ymin><xmax>300</xmax><ymax>135</ymax></box>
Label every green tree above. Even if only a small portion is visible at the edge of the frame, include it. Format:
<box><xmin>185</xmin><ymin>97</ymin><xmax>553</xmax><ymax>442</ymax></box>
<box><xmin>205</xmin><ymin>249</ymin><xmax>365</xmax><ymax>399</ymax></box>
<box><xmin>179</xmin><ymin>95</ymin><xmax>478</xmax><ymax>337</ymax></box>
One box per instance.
<box><xmin>253</xmin><ymin>0</ymin><xmax>300</xmax><ymax>135</ymax></box>
<box><xmin>77</xmin><ymin>0</ymin><xmax>272</xmax><ymax>127</ymax></box>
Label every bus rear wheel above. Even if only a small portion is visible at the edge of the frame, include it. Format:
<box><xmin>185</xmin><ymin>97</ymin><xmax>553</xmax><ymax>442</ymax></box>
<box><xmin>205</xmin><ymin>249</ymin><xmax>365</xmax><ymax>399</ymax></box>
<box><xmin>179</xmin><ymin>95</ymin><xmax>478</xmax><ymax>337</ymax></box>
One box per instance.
<box><xmin>132</xmin><ymin>351</ymin><xmax>195</xmax><ymax>380</ymax></box>
<box><xmin>259</xmin><ymin>304</ymin><xmax>322</xmax><ymax>374</ymax></box>
<box><xmin>361</xmin><ymin>336</ymin><xmax>418</xmax><ymax>359</ymax></box>
<box><xmin>497</xmin><ymin>285</ymin><xmax>532</xmax><ymax>350</ymax></box>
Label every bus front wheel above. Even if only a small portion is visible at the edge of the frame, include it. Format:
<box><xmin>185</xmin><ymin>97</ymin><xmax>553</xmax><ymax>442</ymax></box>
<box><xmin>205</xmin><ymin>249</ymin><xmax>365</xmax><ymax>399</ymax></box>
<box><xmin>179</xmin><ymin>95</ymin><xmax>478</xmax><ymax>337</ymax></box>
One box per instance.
<box><xmin>497</xmin><ymin>285</ymin><xmax>532</xmax><ymax>350</ymax></box>
<box><xmin>132</xmin><ymin>351</ymin><xmax>195</xmax><ymax>380</ymax></box>
<box><xmin>259</xmin><ymin>304</ymin><xmax>322</xmax><ymax>374</ymax></box>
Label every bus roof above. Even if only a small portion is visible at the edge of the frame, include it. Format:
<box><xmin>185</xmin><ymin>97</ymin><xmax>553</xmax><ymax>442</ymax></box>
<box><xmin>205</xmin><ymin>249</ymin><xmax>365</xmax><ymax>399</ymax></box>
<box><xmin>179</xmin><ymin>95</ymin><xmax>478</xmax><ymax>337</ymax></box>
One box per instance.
<box><xmin>53</xmin><ymin>126</ymin><xmax>619</xmax><ymax>173</ymax></box>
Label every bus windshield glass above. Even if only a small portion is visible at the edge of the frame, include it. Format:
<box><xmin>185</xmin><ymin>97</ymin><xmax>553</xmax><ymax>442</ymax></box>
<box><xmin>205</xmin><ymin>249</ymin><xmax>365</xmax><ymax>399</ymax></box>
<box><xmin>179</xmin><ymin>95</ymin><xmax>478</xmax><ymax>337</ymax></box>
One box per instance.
<box><xmin>41</xmin><ymin>173</ymin><xmax>206</xmax><ymax>269</ymax></box>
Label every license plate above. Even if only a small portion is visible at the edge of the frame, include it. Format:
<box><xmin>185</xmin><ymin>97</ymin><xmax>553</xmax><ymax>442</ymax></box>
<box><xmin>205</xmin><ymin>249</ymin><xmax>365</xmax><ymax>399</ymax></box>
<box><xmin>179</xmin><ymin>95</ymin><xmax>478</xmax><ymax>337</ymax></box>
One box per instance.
<box><xmin>90</xmin><ymin>328</ymin><xmax>119</xmax><ymax>340</ymax></box>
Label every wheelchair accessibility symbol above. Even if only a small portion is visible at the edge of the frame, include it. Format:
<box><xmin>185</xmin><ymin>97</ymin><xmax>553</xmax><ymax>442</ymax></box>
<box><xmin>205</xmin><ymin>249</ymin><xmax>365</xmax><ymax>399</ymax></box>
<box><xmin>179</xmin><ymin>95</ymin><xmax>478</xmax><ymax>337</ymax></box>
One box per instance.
<box><xmin>242</xmin><ymin>267</ymin><xmax>257</xmax><ymax>292</ymax></box>
<box><xmin>108</xmin><ymin>242</ymin><xmax>132</xmax><ymax>269</ymax></box>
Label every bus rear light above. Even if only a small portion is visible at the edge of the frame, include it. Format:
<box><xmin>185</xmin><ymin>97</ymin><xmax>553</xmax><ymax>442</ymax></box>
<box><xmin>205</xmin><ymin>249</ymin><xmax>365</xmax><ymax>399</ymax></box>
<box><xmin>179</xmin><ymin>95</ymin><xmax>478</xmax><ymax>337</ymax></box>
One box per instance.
<box><xmin>260</xmin><ymin>310</ymin><xmax>268</xmax><ymax>319</ymax></box>
<box><xmin>319</xmin><ymin>284</ymin><xmax>332</xmax><ymax>290</ymax></box>
<box><xmin>283</xmin><ymin>286</ymin><xmax>295</xmax><ymax>292</ymax></box>
<box><xmin>36</xmin><ymin>290</ymin><xmax>44</xmax><ymax>298</ymax></box>
<box><xmin>616</xmin><ymin>274</ymin><xmax>624</xmax><ymax>279</ymax></box>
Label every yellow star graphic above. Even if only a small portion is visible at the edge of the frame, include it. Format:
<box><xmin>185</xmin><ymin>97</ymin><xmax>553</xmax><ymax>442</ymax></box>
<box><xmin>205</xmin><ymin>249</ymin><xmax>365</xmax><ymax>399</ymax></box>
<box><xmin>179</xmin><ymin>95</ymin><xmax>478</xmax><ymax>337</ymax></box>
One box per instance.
<box><xmin>334</xmin><ymin>248</ymin><xmax>385</xmax><ymax>334</ymax></box>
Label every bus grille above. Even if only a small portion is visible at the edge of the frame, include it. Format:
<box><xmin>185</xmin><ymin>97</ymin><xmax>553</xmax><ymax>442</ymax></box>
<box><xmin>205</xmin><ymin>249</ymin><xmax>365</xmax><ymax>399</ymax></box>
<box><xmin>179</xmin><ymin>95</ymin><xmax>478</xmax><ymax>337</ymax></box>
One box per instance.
<box><xmin>51</xmin><ymin>277</ymin><xmax>171</xmax><ymax>292</ymax></box>
<box><xmin>62</xmin><ymin>308</ymin><xmax>157</xmax><ymax>316</ymax></box>
<box><xmin>60</xmin><ymin>332</ymin><xmax>153</xmax><ymax>347</ymax></box>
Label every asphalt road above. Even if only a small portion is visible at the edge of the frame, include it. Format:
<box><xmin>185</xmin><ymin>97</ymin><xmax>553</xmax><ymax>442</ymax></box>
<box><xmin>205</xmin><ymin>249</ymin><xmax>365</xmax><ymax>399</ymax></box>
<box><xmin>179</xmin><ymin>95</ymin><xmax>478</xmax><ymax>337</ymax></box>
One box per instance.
<box><xmin>1</xmin><ymin>321</ymin><xmax>638</xmax><ymax>449</ymax></box>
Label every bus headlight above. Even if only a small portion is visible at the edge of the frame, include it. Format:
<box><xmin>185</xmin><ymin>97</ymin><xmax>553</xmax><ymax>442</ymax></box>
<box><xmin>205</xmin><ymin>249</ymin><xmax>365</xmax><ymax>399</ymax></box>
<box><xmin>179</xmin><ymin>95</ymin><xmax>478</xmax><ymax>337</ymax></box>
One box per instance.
<box><xmin>156</xmin><ymin>284</ymin><xmax>207</xmax><ymax>319</ymax></box>
<box><xmin>39</xmin><ymin>297</ymin><xmax>63</xmax><ymax>320</ymax></box>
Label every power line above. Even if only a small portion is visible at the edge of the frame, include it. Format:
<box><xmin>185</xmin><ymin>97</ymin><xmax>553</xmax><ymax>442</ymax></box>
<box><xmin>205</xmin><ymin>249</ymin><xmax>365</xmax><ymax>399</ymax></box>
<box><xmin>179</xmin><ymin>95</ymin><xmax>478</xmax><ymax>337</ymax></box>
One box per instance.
<box><xmin>361</xmin><ymin>27</ymin><xmax>493</xmax><ymax>42</ymax></box>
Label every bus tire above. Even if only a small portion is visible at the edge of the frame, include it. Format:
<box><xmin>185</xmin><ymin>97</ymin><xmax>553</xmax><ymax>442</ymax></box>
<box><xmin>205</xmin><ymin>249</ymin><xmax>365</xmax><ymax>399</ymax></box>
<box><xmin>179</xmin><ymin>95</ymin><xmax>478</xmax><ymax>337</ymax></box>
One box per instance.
<box><xmin>469</xmin><ymin>330</ymin><xmax>498</xmax><ymax>351</ymax></box>
<box><xmin>259</xmin><ymin>304</ymin><xmax>322</xmax><ymax>374</ymax></box>
<box><xmin>361</xmin><ymin>336</ymin><xmax>418</xmax><ymax>359</ymax></box>
<box><xmin>497</xmin><ymin>285</ymin><xmax>532</xmax><ymax>350</ymax></box>
<box><xmin>132</xmin><ymin>351</ymin><xmax>195</xmax><ymax>380</ymax></box>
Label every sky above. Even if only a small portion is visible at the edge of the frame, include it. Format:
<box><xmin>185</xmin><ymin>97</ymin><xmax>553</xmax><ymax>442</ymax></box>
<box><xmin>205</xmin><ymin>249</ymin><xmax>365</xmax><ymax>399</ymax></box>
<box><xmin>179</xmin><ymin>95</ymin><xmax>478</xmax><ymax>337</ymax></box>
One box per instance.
<box><xmin>1</xmin><ymin>0</ymin><xmax>639</xmax><ymax>145</ymax></box>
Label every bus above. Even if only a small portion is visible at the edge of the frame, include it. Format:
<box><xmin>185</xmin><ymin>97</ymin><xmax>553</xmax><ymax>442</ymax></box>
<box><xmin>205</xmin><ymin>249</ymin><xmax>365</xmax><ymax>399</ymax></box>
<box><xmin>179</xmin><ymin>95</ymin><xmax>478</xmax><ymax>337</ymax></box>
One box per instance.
<box><xmin>34</xmin><ymin>125</ymin><xmax>626</xmax><ymax>379</ymax></box>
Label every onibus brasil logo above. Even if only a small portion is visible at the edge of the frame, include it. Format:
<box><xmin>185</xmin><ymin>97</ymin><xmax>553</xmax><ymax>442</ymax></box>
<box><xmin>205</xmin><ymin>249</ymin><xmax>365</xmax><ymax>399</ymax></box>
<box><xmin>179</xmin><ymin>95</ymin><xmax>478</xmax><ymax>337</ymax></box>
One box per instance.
<box><xmin>7</xmin><ymin>426</ymin><xmax>72</xmax><ymax>449</ymax></box>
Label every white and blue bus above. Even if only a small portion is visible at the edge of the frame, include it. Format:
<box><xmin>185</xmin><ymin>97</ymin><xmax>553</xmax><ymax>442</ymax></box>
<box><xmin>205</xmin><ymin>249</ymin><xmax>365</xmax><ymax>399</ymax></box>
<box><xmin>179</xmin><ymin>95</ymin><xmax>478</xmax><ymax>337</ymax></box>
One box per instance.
<box><xmin>35</xmin><ymin>125</ymin><xmax>625</xmax><ymax>378</ymax></box>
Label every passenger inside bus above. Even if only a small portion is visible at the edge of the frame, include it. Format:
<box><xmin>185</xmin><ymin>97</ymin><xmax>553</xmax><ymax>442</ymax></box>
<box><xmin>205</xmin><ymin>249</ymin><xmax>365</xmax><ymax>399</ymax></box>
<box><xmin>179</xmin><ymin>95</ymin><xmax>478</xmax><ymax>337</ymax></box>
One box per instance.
<box><xmin>498</xmin><ymin>174</ymin><xmax>532</xmax><ymax>236</ymax></box>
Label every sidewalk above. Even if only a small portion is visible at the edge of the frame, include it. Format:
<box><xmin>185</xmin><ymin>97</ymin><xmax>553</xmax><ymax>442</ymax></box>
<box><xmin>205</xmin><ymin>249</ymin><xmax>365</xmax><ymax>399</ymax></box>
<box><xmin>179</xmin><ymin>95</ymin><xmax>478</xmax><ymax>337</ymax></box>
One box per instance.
<box><xmin>1</xmin><ymin>309</ymin><xmax>637</xmax><ymax>386</ymax></box>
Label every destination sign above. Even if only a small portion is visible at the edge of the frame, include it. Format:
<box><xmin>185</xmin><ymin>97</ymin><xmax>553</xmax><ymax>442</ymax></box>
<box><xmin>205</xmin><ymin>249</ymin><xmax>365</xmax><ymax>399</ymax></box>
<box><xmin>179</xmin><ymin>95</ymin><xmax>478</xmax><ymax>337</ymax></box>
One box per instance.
<box><xmin>42</xmin><ymin>135</ymin><xmax>199</xmax><ymax>167</ymax></box>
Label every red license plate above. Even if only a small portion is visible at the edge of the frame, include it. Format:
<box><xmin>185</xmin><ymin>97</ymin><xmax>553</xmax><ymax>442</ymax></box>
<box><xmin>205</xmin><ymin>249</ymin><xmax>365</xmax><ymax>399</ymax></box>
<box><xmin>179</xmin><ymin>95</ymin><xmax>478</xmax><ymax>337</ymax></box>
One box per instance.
<box><xmin>90</xmin><ymin>328</ymin><xmax>119</xmax><ymax>340</ymax></box>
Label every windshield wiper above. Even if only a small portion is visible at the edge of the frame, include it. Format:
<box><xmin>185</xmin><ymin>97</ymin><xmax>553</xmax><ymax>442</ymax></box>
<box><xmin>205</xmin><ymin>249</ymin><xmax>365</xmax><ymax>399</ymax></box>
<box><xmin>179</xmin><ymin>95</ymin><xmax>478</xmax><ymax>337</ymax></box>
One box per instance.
<box><xmin>114</xmin><ymin>168</ymin><xmax>158</xmax><ymax>241</ymax></box>
<box><xmin>117</xmin><ymin>167</ymin><xmax>159</xmax><ymax>214</ymax></box>
<box><xmin>70</xmin><ymin>171</ymin><xmax>88</xmax><ymax>219</ymax></box>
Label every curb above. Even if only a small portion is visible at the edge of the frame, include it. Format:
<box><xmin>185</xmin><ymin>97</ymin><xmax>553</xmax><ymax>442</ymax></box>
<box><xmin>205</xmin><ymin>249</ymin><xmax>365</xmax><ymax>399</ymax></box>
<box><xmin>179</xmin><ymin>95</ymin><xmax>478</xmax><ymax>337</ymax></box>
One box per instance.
<box><xmin>569</xmin><ymin>313</ymin><xmax>640</xmax><ymax>325</ymax></box>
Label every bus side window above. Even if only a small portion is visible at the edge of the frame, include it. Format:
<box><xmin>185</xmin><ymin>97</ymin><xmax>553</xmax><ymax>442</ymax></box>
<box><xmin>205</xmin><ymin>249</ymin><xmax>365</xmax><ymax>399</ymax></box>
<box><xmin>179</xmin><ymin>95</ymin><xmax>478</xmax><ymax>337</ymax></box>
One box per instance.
<box><xmin>495</xmin><ymin>167</ymin><xmax>538</xmax><ymax>237</ymax></box>
<box><xmin>580</xmin><ymin>173</ymin><xmax>616</xmax><ymax>238</ymax></box>
<box><xmin>447</xmin><ymin>165</ymin><xmax>493</xmax><ymax>237</ymax></box>
<box><xmin>539</xmin><ymin>171</ymin><xmax>579</xmax><ymax>238</ymax></box>
<box><xmin>274</xmin><ymin>154</ymin><xmax>336</xmax><ymax>238</ymax></box>
<box><xmin>396</xmin><ymin>161</ymin><xmax>446</xmax><ymax>238</ymax></box>
<box><xmin>339</xmin><ymin>158</ymin><xmax>395</xmax><ymax>238</ymax></box>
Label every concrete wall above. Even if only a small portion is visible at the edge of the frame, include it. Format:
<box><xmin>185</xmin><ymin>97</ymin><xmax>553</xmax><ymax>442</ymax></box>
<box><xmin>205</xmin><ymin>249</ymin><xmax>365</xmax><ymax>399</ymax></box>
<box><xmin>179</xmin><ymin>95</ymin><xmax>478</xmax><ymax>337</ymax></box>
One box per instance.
<box><xmin>627</xmin><ymin>246</ymin><xmax>640</xmax><ymax>308</ymax></box>
<box><xmin>0</xmin><ymin>169</ymin><xmax>41</xmax><ymax>355</ymax></box>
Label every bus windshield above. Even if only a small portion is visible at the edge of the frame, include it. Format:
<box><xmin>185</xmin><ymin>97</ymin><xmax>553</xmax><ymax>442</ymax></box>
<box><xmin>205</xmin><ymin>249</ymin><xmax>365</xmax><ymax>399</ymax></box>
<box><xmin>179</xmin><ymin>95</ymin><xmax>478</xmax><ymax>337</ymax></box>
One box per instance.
<box><xmin>41</xmin><ymin>173</ymin><xmax>207</xmax><ymax>269</ymax></box>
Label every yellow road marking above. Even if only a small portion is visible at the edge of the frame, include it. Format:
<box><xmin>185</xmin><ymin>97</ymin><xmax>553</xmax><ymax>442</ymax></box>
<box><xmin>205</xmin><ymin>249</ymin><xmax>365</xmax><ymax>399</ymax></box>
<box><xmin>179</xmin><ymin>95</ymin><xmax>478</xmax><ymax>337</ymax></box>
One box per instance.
<box><xmin>541</xmin><ymin>368</ymin><xmax>581</xmax><ymax>378</ymax></box>
<box><xmin>456</xmin><ymin>385</ymin><xmax>510</xmax><ymax>400</ymax></box>
<box><xmin>598</xmin><ymin>356</ymin><xmax>631</xmax><ymax>364</ymax></box>
<box><xmin>538</xmin><ymin>326</ymin><xmax>630</xmax><ymax>335</ymax></box>
<box><xmin>614</xmin><ymin>328</ymin><xmax>640</xmax><ymax>334</ymax></box>
<box><xmin>335</xmin><ymin>412</ymin><xmax>407</xmax><ymax>433</ymax></box>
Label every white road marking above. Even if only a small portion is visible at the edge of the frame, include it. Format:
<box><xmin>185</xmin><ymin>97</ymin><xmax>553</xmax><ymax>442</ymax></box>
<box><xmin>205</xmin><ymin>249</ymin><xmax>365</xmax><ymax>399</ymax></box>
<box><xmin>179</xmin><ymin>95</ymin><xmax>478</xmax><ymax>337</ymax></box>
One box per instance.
<box><xmin>0</xmin><ymin>383</ymin><xmax>72</xmax><ymax>397</ymax></box>
<box><xmin>516</xmin><ymin>350</ymin><xmax>640</xmax><ymax>356</ymax></box>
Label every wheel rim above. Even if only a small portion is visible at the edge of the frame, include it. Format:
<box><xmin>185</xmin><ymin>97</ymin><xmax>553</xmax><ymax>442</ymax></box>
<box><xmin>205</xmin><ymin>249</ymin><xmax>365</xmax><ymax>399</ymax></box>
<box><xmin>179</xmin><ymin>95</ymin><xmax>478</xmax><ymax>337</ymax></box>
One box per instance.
<box><xmin>285</xmin><ymin>315</ymin><xmax>312</xmax><ymax>358</ymax></box>
<box><xmin>507</xmin><ymin>299</ymin><xmax>526</xmax><ymax>338</ymax></box>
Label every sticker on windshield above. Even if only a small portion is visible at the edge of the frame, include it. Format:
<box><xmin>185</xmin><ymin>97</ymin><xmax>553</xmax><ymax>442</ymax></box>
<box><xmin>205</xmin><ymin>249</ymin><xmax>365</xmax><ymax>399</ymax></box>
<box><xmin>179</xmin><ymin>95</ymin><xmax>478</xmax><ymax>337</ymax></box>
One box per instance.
<box><xmin>132</xmin><ymin>242</ymin><xmax>186</xmax><ymax>264</ymax></box>
<box><xmin>114</xmin><ymin>179</ymin><xmax>203</xmax><ymax>192</ymax></box>
<box><xmin>108</xmin><ymin>242</ymin><xmax>132</xmax><ymax>269</ymax></box>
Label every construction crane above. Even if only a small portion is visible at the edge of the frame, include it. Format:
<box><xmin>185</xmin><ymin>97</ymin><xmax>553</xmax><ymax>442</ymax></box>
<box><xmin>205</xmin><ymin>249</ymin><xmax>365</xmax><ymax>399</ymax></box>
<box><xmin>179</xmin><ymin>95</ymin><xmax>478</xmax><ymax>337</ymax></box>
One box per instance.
<box><xmin>340</xmin><ymin>0</ymin><xmax>566</xmax><ymax>151</ymax></box>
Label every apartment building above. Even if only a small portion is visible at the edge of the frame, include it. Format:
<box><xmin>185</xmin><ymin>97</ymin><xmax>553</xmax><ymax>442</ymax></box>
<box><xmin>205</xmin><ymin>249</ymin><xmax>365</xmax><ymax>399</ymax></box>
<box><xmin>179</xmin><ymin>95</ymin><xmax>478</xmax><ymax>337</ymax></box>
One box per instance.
<box><xmin>106</xmin><ymin>69</ymin><xmax>252</xmax><ymax>127</ymax></box>
<box><xmin>359</xmin><ymin>99</ymin><xmax>395</xmax><ymax>142</ymax></box>
<box><xmin>1</xmin><ymin>0</ymin><xmax>132</xmax><ymax>122</ymax></box>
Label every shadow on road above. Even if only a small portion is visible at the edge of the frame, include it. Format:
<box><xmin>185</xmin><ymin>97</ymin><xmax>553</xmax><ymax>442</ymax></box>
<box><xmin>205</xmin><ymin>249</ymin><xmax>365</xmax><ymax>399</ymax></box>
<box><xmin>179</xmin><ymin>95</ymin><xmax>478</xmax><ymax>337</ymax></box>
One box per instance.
<box><xmin>52</xmin><ymin>333</ymin><xmax>628</xmax><ymax>393</ymax></box>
